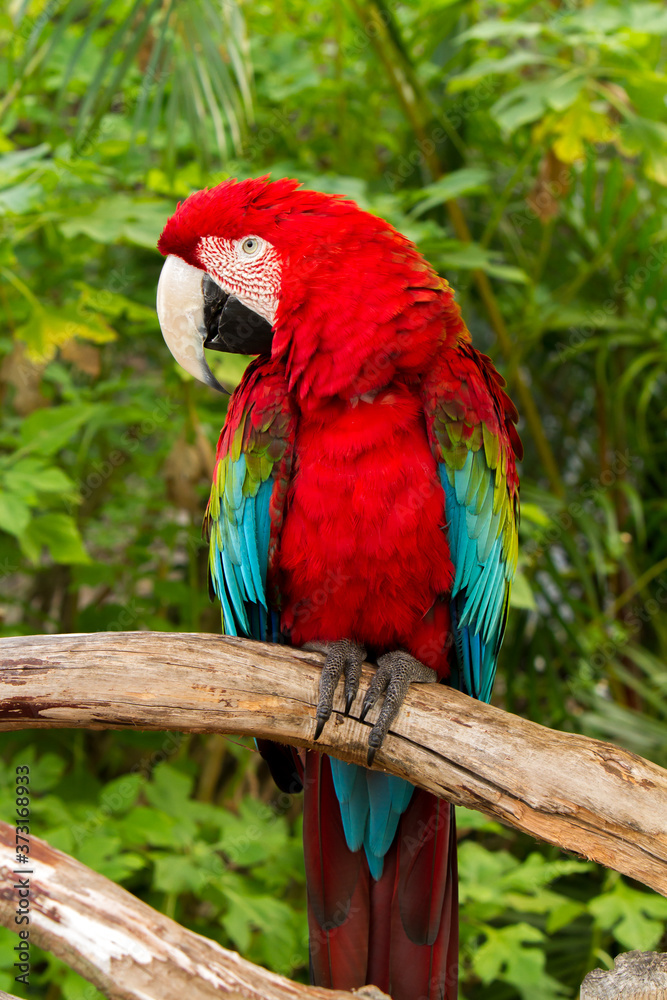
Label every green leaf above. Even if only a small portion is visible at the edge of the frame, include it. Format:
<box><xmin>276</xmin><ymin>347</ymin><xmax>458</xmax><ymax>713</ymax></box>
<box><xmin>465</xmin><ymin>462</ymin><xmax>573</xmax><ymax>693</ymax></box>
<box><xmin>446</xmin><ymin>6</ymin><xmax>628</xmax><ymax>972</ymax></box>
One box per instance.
<box><xmin>28</xmin><ymin>752</ymin><xmax>67</xmax><ymax>792</ymax></box>
<box><xmin>17</xmin><ymin>405</ymin><xmax>96</xmax><ymax>458</ymax></box>
<box><xmin>99</xmin><ymin>773</ymin><xmax>143</xmax><ymax>814</ymax></box>
<box><xmin>474</xmin><ymin>924</ymin><xmax>566</xmax><ymax>1000</ymax></box>
<box><xmin>447</xmin><ymin>52</ymin><xmax>546</xmax><ymax>92</ymax></box>
<box><xmin>492</xmin><ymin>87</ymin><xmax>547</xmax><ymax>132</ymax></box>
<box><xmin>546</xmin><ymin>899</ymin><xmax>586</xmax><ymax>934</ymax></box>
<box><xmin>457</xmin><ymin>21</ymin><xmax>543</xmax><ymax>42</ymax></box>
<box><xmin>221</xmin><ymin>884</ymin><xmax>297</xmax><ymax>958</ymax></box>
<box><xmin>117</xmin><ymin>807</ymin><xmax>182</xmax><ymax>848</ymax></box>
<box><xmin>23</xmin><ymin>513</ymin><xmax>90</xmax><ymax>565</ymax></box>
<box><xmin>17</xmin><ymin>304</ymin><xmax>116</xmax><ymax>363</ymax></box>
<box><xmin>409</xmin><ymin>168</ymin><xmax>492</xmax><ymax>216</ymax></box>
<box><xmin>152</xmin><ymin>853</ymin><xmax>212</xmax><ymax>893</ymax></box>
<box><xmin>4</xmin><ymin>460</ymin><xmax>75</xmax><ymax>500</ymax></box>
<box><xmin>0</xmin><ymin>143</ymin><xmax>51</xmax><ymax>184</ymax></box>
<box><xmin>589</xmin><ymin>880</ymin><xmax>667</xmax><ymax>950</ymax></box>
<box><xmin>143</xmin><ymin>764</ymin><xmax>194</xmax><ymax>817</ymax></box>
<box><xmin>0</xmin><ymin>491</ymin><xmax>30</xmax><ymax>538</ymax></box>
<box><xmin>58</xmin><ymin>195</ymin><xmax>173</xmax><ymax>249</ymax></box>
<box><xmin>77</xmin><ymin>834</ymin><xmax>145</xmax><ymax>881</ymax></box>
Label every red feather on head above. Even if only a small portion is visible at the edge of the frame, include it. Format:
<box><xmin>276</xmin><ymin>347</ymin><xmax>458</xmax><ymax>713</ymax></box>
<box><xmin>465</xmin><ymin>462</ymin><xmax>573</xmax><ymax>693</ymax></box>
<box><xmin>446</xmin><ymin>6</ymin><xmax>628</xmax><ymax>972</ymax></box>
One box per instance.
<box><xmin>158</xmin><ymin>176</ymin><xmax>469</xmax><ymax>404</ymax></box>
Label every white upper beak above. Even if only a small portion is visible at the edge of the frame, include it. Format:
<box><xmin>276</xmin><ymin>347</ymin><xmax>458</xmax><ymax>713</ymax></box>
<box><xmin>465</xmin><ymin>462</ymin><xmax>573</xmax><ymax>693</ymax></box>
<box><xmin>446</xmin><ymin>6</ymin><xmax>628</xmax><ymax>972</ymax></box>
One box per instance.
<box><xmin>156</xmin><ymin>255</ymin><xmax>225</xmax><ymax>392</ymax></box>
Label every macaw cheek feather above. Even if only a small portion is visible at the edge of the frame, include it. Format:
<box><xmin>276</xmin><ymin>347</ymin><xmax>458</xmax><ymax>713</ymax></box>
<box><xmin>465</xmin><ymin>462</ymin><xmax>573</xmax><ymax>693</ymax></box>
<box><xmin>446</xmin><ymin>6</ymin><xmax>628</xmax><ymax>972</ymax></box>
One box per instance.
<box><xmin>156</xmin><ymin>255</ymin><xmax>225</xmax><ymax>393</ymax></box>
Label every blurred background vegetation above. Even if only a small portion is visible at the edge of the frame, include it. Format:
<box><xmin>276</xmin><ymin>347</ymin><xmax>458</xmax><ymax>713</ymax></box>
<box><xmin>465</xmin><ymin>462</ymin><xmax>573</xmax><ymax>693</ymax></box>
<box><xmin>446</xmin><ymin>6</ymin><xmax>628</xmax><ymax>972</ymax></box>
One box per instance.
<box><xmin>0</xmin><ymin>0</ymin><xmax>666</xmax><ymax>997</ymax></box>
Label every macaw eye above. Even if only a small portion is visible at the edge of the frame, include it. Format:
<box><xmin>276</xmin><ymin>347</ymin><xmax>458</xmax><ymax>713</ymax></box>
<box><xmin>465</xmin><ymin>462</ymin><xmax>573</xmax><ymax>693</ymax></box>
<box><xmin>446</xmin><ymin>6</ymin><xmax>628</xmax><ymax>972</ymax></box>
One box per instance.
<box><xmin>240</xmin><ymin>236</ymin><xmax>262</xmax><ymax>256</ymax></box>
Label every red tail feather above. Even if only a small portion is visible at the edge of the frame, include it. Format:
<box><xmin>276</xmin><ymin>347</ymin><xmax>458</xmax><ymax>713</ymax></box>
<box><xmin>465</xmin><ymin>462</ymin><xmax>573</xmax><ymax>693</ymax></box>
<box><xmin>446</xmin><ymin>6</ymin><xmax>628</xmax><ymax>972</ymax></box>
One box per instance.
<box><xmin>303</xmin><ymin>753</ymin><xmax>458</xmax><ymax>1000</ymax></box>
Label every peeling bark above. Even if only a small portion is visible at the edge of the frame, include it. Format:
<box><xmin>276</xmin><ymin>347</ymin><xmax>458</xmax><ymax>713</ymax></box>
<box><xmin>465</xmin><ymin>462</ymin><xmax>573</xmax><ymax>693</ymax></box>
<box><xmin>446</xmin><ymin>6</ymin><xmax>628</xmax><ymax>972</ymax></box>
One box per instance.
<box><xmin>0</xmin><ymin>823</ymin><xmax>364</xmax><ymax>999</ymax></box>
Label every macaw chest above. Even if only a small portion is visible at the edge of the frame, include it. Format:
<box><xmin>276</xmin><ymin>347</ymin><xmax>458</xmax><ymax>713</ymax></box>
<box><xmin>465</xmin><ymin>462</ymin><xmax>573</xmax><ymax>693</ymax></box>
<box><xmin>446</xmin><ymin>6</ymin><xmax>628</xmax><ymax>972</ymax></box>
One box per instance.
<box><xmin>278</xmin><ymin>387</ymin><xmax>454</xmax><ymax>651</ymax></box>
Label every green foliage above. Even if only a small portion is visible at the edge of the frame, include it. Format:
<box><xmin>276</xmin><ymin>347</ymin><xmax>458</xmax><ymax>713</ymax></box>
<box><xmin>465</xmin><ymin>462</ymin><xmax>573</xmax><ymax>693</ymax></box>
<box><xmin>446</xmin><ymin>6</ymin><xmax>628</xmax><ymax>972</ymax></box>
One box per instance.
<box><xmin>1</xmin><ymin>0</ymin><xmax>667</xmax><ymax>997</ymax></box>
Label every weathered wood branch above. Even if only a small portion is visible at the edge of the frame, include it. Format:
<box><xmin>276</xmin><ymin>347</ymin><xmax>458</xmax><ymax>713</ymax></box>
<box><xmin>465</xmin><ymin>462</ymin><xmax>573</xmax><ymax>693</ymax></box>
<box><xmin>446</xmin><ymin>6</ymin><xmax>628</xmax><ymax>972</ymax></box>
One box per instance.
<box><xmin>0</xmin><ymin>821</ymin><xmax>384</xmax><ymax>1000</ymax></box>
<box><xmin>2</xmin><ymin>631</ymin><xmax>667</xmax><ymax>897</ymax></box>
<box><xmin>581</xmin><ymin>951</ymin><xmax>667</xmax><ymax>999</ymax></box>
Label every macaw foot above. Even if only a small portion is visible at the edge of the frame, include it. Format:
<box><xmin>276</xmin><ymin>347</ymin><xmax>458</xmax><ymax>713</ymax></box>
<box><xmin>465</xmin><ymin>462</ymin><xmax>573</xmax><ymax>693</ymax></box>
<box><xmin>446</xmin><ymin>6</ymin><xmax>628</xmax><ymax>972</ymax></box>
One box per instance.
<box><xmin>360</xmin><ymin>651</ymin><xmax>437</xmax><ymax>766</ymax></box>
<box><xmin>305</xmin><ymin>639</ymin><xmax>367</xmax><ymax>741</ymax></box>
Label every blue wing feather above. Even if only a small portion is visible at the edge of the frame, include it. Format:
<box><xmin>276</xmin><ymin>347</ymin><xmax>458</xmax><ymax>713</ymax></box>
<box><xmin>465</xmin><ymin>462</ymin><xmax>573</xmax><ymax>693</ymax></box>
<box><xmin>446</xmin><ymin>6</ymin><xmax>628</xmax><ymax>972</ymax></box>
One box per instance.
<box><xmin>442</xmin><ymin>471</ymin><xmax>510</xmax><ymax>704</ymax></box>
<box><xmin>210</xmin><ymin>460</ymin><xmax>277</xmax><ymax>642</ymax></box>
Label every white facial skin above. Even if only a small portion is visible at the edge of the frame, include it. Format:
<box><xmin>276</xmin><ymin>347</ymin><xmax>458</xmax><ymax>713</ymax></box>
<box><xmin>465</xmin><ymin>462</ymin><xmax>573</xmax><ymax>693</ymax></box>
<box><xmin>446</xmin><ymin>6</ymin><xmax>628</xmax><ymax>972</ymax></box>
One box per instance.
<box><xmin>196</xmin><ymin>235</ymin><xmax>282</xmax><ymax>324</ymax></box>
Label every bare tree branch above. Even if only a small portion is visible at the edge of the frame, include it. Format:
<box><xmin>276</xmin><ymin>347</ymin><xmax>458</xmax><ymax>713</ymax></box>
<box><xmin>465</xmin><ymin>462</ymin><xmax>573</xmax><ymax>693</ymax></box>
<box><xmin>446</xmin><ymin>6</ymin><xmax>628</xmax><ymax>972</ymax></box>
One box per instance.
<box><xmin>0</xmin><ymin>821</ymin><xmax>385</xmax><ymax>1000</ymax></box>
<box><xmin>581</xmin><ymin>951</ymin><xmax>667</xmax><ymax>999</ymax></box>
<box><xmin>2</xmin><ymin>631</ymin><xmax>667</xmax><ymax>897</ymax></box>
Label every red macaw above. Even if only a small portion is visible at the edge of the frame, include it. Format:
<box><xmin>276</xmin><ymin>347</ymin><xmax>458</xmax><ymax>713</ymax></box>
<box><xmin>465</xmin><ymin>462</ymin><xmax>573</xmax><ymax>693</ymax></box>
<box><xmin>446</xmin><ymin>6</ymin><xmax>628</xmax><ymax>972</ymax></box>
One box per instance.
<box><xmin>156</xmin><ymin>177</ymin><xmax>521</xmax><ymax>1000</ymax></box>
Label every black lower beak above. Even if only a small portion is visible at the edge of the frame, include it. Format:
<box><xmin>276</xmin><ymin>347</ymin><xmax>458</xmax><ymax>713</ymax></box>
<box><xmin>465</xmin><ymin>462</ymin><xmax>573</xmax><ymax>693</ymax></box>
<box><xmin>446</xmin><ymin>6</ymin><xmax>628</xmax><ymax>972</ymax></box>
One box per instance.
<box><xmin>202</xmin><ymin>274</ymin><xmax>274</xmax><ymax>356</ymax></box>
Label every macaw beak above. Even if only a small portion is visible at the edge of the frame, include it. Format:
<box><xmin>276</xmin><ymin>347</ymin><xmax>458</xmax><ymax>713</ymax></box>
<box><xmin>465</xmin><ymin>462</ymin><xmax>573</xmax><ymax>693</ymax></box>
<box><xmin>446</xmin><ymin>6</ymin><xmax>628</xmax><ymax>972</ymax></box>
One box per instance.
<box><xmin>156</xmin><ymin>255</ymin><xmax>274</xmax><ymax>393</ymax></box>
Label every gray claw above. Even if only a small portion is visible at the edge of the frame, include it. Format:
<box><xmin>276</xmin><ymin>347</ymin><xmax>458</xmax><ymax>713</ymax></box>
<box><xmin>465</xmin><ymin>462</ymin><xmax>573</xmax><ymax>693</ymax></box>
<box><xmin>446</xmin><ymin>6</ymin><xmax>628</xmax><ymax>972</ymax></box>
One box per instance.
<box><xmin>362</xmin><ymin>650</ymin><xmax>437</xmax><ymax>765</ymax></box>
<box><xmin>308</xmin><ymin>639</ymin><xmax>366</xmax><ymax>740</ymax></box>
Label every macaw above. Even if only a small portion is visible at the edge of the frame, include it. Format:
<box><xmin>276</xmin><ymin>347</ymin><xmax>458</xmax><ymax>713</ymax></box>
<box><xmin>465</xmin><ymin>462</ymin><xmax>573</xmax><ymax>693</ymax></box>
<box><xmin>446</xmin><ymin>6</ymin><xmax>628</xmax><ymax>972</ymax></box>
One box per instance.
<box><xmin>156</xmin><ymin>177</ymin><xmax>521</xmax><ymax>1000</ymax></box>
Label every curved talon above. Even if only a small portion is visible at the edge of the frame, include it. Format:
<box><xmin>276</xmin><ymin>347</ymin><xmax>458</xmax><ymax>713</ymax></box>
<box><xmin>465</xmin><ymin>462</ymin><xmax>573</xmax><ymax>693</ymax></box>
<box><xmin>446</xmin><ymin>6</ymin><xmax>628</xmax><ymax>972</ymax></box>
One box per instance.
<box><xmin>363</xmin><ymin>650</ymin><xmax>437</xmax><ymax>766</ymax></box>
<box><xmin>309</xmin><ymin>639</ymin><xmax>366</xmax><ymax>740</ymax></box>
<box><xmin>360</xmin><ymin>658</ymin><xmax>392</xmax><ymax>722</ymax></box>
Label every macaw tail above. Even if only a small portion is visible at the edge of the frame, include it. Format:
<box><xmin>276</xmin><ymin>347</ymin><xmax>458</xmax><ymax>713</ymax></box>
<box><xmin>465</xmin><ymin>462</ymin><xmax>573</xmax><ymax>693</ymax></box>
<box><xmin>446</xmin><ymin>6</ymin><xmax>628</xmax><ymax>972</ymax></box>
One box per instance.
<box><xmin>303</xmin><ymin>752</ymin><xmax>459</xmax><ymax>1000</ymax></box>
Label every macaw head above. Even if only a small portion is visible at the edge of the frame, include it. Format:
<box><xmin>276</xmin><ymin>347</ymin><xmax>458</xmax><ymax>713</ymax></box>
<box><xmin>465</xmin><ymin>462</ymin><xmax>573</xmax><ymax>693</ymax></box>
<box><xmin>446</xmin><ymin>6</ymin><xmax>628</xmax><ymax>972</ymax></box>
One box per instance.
<box><xmin>157</xmin><ymin>176</ymin><xmax>464</xmax><ymax>402</ymax></box>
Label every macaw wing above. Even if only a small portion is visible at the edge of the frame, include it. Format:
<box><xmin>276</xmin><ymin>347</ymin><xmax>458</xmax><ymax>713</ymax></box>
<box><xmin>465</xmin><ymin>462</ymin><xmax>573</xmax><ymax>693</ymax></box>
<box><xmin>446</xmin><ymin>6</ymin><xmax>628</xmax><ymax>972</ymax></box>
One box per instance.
<box><xmin>422</xmin><ymin>342</ymin><xmax>521</xmax><ymax>703</ymax></box>
<box><xmin>204</xmin><ymin>356</ymin><xmax>297</xmax><ymax>644</ymax></box>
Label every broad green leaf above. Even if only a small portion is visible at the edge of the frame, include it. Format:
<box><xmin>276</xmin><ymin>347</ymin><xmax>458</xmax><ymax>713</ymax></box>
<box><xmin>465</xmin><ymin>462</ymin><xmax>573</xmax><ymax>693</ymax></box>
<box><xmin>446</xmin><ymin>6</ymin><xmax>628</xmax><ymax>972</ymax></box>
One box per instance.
<box><xmin>0</xmin><ymin>491</ymin><xmax>30</xmax><ymax>538</ymax></box>
<box><xmin>457</xmin><ymin>21</ymin><xmax>543</xmax><ymax>42</ymax></box>
<box><xmin>58</xmin><ymin>195</ymin><xmax>173</xmax><ymax>249</ymax></box>
<box><xmin>4</xmin><ymin>460</ymin><xmax>75</xmax><ymax>499</ymax></box>
<box><xmin>143</xmin><ymin>763</ymin><xmax>194</xmax><ymax>817</ymax></box>
<box><xmin>17</xmin><ymin>405</ymin><xmax>97</xmax><ymax>457</ymax></box>
<box><xmin>0</xmin><ymin>144</ymin><xmax>51</xmax><ymax>184</ymax></box>
<box><xmin>0</xmin><ymin>181</ymin><xmax>45</xmax><ymax>215</ymax></box>
<box><xmin>23</xmin><ymin>513</ymin><xmax>90</xmax><ymax>565</ymax></box>
<box><xmin>221</xmin><ymin>885</ymin><xmax>297</xmax><ymax>958</ymax></box>
<box><xmin>77</xmin><ymin>835</ymin><xmax>145</xmax><ymax>881</ymax></box>
<box><xmin>117</xmin><ymin>807</ymin><xmax>182</xmax><ymax>849</ymax></box>
<box><xmin>491</xmin><ymin>84</ymin><xmax>549</xmax><ymax>133</ymax></box>
<box><xmin>589</xmin><ymin>880</ymin><xmax>667</xmax><ymax>950</ymax></box>
<box><xmin>409</xmin><ymin>168</ymin><xmax>492</xmax><ymax>216</ymax></box>
<box><xmin>447</xmin><ymin>52</ymin><xmax>546</xmax><ymax>92</ymax></box>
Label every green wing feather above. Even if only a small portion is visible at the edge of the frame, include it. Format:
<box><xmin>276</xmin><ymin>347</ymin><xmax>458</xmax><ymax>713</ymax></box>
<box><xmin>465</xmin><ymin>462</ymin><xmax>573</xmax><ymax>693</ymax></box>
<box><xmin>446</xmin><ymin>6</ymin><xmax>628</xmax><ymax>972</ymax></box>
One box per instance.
<box><xmin>204</xmin><ymin>357</ymin><xmax>297</xmax><ymax>642</ymax></box>
<box><xmin>422</xmin><ymin>341</ymin><xmax>521</xmax><ymax>702</ymax></box>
